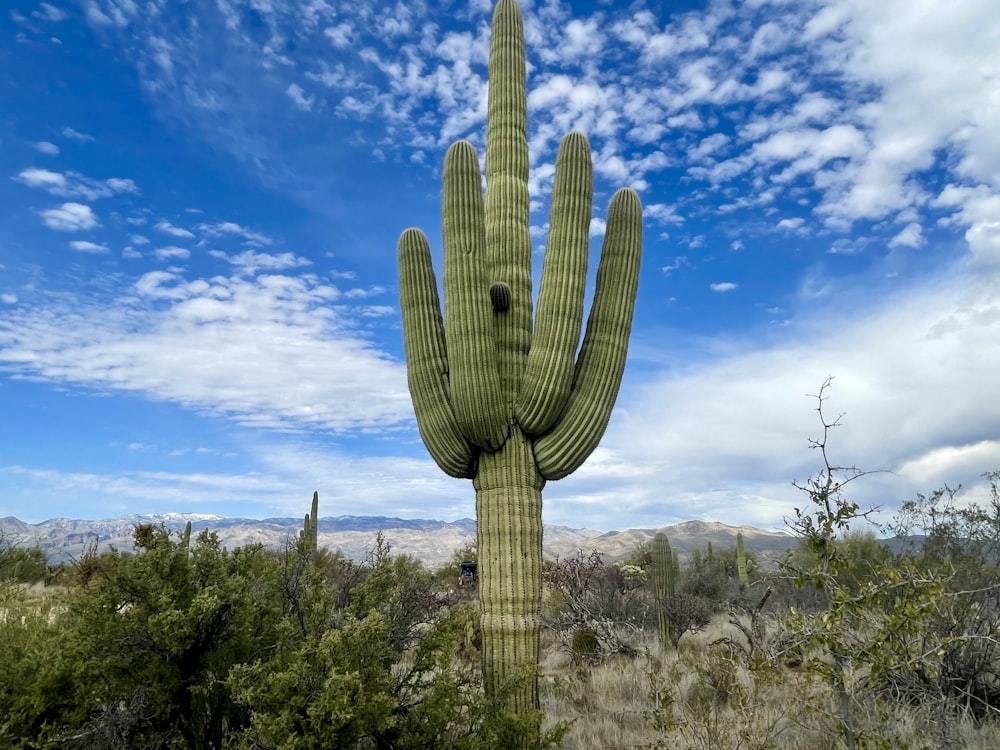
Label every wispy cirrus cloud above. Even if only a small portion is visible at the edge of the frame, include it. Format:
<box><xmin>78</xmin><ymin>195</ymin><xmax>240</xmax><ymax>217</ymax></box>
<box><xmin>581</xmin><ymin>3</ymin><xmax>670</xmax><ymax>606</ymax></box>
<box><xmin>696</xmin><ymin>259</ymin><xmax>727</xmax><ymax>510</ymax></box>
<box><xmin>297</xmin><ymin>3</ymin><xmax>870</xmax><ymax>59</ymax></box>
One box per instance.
<box><xmin>15</xmin><ymin>167</ymin><xmax>139</xmax><ymax>201</ymax></box>
<box><xmin>69</xmin><ymin>240</ymin><xmax>110</xmax><ymax>254</ymax></box>
<box><xmin>154</xmin><ymin>219</ymin><xmax>195</xmax><ymax>238</ymax></box>
<box><xmin>558</xmin><ymin>268</ymin><xmax>1000</xmax><ymax>530</ymax></box>
<box><xmin>0</xmin><ymin>263</ymin><xmax>411</xmax><ymax>433</ymax></box>
<box><xmin>33</xmin><ymin>141</ymin><xmax>60</xmax><ymax>155</ymax></box>
<box><xmin>199</xmin><ymin>221</ymin><xmax>273</xmax><ymax>246</ymax></box>
<box><xmin>61</xmin><ymin>126</ymin><xmax>94</xmax><ymax>141</ymax></box>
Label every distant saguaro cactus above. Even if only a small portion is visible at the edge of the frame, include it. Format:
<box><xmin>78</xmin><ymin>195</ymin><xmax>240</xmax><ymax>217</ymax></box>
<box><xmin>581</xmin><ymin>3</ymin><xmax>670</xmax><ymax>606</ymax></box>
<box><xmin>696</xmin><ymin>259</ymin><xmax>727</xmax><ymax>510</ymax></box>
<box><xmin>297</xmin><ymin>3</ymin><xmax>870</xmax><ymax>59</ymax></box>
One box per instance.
<box><xmin>180</xmin><ymin>520</ymin><xmax>192</xmax><ymax>553</ymax></box>
<box><xmin>736</xmin><ymin>531</ymin><xmax>749</xmax><ymax>592</ymax></box>
<box><xmin>300</xmin><ymin>491</ymin><xmax>318</xmax><ymax>554</ymax></box>
<box><xmin>652</xmin><ymin>532</ymin><xmax>676</xmax><ymax>651</ymax></box>
<box><xmin>397</xmin><ymin>0</ymin><xmax>642</xmax><ymax>719</ymax></box>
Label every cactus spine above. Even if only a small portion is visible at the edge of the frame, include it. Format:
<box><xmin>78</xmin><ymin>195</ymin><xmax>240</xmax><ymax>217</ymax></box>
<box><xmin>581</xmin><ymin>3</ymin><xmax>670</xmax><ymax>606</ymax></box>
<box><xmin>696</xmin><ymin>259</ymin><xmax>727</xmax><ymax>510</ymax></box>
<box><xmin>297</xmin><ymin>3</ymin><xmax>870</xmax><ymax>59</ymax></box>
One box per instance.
<box><xmin>397</xmin><ymin>0</ymin><xmax>642</xmax><ymax>718</ymax></box>
<box><xmin>652</xmin><ymin>532</ymin><xmax>676</xmax><ymax>651</ymax></box>
<box><xmin>736</xmin><ymin>531</ymin><xmax>749</xmax><ymax>592</ymax></box>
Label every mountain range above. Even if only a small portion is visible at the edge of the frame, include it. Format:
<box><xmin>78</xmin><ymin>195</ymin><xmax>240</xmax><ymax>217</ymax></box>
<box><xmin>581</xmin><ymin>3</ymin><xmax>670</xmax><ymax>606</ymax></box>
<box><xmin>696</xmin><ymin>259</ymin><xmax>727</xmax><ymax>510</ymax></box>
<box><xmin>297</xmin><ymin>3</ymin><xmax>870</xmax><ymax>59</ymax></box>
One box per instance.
<box><xmin>0</xmin><ymin>514</ymin><xmax>796</xmax><ymax>569</ymax></box>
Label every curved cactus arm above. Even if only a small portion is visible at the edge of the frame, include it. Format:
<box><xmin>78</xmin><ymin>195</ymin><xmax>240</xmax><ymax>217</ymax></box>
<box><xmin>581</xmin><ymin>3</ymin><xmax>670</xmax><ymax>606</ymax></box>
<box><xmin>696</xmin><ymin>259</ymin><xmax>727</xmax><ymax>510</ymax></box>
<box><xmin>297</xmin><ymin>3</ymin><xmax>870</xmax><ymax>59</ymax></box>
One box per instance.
<box><xmin>442</xmin><ymin>141</ymin><xmax>509</xmax><ymax>452</ymax></box>
<box><xmin>486</xmin><ymin>0</ymin><xmax>532</xmax><ymax>402</ymax></box>
<box><xmin>515</xmin><ymin>132</ymin><xmax>592</xmax><ymax>435</ymax></box>
<box><xmin>534</xmin><ymin>187</ymin><xmax>642</xmax><ymax>480</ymax></box>
<box><xmin>398</xmin><ymin>227</ymin><xmax>478</xmax><ymax>478</ymax></box>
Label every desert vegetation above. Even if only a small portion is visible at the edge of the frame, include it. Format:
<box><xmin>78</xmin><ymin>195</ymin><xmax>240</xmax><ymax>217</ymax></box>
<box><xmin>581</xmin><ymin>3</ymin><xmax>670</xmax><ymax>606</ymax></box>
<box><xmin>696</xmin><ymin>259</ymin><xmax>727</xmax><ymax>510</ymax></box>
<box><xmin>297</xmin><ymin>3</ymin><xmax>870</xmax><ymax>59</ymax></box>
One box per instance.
<box><xmin>5</xmin><ymin>439</ymin><xmax>1000</xmax><ymax>748</ymax></box>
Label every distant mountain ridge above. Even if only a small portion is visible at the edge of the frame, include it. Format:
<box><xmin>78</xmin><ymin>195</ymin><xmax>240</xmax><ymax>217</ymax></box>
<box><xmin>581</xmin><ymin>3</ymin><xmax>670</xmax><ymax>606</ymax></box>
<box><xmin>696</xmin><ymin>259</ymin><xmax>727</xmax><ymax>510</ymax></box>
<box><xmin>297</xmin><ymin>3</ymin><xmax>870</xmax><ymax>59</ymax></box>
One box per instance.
<box><xmin>1</xmin><ymin>514</ymin><xmax>794</xmax><ymax>569</ymax></box>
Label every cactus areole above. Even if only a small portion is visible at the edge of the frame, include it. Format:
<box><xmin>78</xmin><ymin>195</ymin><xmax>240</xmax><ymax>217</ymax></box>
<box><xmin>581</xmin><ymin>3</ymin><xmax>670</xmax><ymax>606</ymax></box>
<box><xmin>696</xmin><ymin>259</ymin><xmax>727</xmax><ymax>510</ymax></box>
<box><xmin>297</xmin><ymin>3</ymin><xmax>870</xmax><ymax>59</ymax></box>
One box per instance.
<box><xmin>397</xmin><ymin>0</ymin><xmax>642</xmax><ymax>716</ymax></box>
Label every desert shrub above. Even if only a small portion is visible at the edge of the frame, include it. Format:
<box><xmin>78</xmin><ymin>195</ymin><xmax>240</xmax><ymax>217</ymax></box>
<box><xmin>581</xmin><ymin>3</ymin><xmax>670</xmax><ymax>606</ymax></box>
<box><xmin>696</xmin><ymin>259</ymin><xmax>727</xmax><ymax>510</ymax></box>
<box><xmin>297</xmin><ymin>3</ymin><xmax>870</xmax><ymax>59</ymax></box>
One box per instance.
<box><xmin>0</xmin><ymin>533</ymin><xmax>47</xmax><ymax>584</ymax></box>
<box><xmin>543</xmin><ymin>550</ymin><xmax>650</xmax><ymax>659</ymax></box>
<box><xmin>571</xmin><ymin>626</ymin><xmax>601</xmax><ymax>664</ymax></box>
<box><xmin>658</xmin><ymin>593</ymin><xmax>714</xmax><ymax>650</ymax></box>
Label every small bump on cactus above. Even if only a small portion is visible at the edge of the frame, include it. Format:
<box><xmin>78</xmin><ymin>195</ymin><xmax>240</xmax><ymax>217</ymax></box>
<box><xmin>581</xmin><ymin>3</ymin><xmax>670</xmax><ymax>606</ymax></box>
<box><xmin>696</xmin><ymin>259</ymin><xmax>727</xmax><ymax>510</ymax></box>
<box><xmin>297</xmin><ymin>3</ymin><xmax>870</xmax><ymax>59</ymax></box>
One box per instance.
<box><xmin>489</xmin><ymin>281</ymin><xmax>511</xmax><ymax>313</ymax></box>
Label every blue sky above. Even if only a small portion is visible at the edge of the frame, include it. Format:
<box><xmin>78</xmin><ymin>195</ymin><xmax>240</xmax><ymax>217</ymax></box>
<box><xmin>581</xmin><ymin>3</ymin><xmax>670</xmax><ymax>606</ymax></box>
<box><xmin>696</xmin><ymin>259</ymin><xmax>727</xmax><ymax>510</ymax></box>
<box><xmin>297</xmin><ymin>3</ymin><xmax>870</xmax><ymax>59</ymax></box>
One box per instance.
<box><xmin>2</xmin><ymin>0</ymin><xmax>999</xmax><ymax>532</ymax></box>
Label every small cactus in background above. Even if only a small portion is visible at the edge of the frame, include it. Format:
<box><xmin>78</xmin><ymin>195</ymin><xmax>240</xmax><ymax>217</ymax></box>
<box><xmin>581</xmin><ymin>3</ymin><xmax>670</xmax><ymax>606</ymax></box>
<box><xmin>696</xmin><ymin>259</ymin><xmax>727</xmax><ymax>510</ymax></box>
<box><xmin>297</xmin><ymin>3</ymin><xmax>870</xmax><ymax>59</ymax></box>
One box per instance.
<box><xmin>300</xmin><ymin>491</ymin><xmax>319</xmax><ymax>554</ymax></box>
<box><xmin>736</xmin><ymin>531</ymin><xmax>749</xmax><ymax>592</ymax></box>
<box><xmin>180</xmin><ymin>520</ymin><xmax>192</xmax><ymax>553</ymax></box>
<box><xmin>397</xmin><ymin>0</ymin><xmax>642</xmax><ymax>720</ymax></box>
<box><xmin>652</xmin><ymin>532</ymin><xmax>676</xmax><ymax>652</ymax></box>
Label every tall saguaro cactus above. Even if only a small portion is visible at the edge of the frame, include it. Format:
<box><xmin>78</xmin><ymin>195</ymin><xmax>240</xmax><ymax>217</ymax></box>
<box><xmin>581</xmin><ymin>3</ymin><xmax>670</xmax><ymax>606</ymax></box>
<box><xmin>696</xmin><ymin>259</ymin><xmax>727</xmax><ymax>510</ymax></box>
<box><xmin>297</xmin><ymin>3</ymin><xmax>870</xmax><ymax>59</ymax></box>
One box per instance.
<box><xmin>652</xmin><ymin>532</ymin><xmax>676</xmax><ymax>652</ymax></box>
<box><xmin>300</xmin><ymin>491</ymin><xmax>318</xmax><ymax>554</ymax></box>
<box><xmin>398</xmin><ymin>0</ymin><xmax>642</xmax><ymax>715</ymax></box>
<box><xmin>736</xmin><ymin>531</ymin><xmax>749</xmax><ymax>592</ymax></box>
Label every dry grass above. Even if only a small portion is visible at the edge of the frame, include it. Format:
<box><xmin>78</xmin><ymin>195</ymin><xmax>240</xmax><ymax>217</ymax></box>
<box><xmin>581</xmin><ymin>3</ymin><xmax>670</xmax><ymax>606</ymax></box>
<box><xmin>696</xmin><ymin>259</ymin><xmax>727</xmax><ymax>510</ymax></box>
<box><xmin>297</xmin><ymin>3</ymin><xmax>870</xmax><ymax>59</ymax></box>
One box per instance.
<box><xmin>540</xmin><ymin>614</ymin><xmax>1000</xmax><ymax>750</ymax></box>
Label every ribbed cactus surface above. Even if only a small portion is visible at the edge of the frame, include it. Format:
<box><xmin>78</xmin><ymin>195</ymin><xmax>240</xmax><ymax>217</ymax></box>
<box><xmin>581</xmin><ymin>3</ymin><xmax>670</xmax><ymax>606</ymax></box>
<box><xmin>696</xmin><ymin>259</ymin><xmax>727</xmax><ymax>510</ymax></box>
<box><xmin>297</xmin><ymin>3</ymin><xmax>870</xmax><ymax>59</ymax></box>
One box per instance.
<box><xmin>652</xmin><ymin>532</ymin><xmax>675</xmax><ymax>651</ymax></box>
<box><xmin>398</xmin><ymin>0</ymin><xmax>642</xmax><ymax>719</ymax></box>
<box><xmin>300</xmin><ymin>491</ymin><xmax>319</xmax><ymax>554</ymax></box>
<box><xmin>736</xmin><ymin>531</ymin><xmax>749</xmax><ymax>592</ymax></box>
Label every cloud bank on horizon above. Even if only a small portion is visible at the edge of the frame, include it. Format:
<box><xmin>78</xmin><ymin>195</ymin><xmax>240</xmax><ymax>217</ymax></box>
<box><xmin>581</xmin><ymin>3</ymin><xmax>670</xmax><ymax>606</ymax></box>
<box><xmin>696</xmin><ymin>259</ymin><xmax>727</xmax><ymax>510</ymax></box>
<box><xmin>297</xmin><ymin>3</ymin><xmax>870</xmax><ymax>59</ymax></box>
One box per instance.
<box><xmin>1</xmin><ymin>0</ymin><xmax>999</xmax><ymax>532</ymax></box>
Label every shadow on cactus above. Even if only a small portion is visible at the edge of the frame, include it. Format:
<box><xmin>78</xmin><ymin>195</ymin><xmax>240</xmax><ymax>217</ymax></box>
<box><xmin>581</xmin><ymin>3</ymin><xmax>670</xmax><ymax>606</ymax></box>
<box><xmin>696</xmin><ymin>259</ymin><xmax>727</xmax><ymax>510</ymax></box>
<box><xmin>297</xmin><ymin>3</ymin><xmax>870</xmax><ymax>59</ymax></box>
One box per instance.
<box><xmin>397</xmin><ymin>0</ymin><xmax>642</xmax><ymax>727</ymax></box>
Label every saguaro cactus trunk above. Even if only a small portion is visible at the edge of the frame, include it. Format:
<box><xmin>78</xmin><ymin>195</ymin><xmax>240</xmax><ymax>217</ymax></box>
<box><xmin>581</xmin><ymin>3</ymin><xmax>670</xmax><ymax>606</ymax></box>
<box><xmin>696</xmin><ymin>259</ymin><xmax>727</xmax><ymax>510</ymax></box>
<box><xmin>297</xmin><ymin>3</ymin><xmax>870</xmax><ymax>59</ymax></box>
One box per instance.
<box><xmin>397</xmin><ymin>0</ymin><xmax>642</xmax><ymax>719</ymax></box>
<box><xmin>652</xmin><ymin>532</ymin><xmax>676</xmax><ymax>652</ymax></box>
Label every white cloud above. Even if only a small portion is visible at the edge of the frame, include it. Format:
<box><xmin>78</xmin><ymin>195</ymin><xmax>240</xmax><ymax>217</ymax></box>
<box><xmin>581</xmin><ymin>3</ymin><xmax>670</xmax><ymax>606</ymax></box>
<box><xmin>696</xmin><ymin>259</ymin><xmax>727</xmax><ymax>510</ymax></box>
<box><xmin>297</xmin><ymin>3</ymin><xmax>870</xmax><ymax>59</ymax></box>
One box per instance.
<box><xmin>155</xmin><ymin>220</ymin><xmax>195</xmax><ymax>238</ymax></box>
<box><xmin>154</xmin><ymin>246</ymin><xmax>191</xmax><ymax>260</ymax></box>
<box><xmin>106</xmin><ymin>177</ymin><xmax>139</xmax><ymax>193</ymax></box>
<box><xmin>69</xmin><ymin>240</ymin><xmax>110</xmax><ymax>254</ymax></box>
<box><xmin>933</xmin><ymin>184</ymin><xmax>1000</xmax><ymax>266</ymax></box>
<box><xmin>33</xmin><ymin>3</ymin><xmax>68</xmax><ymax>22</ymax></box>
<box><xmin>324</xmin><ymin>23</ymin><xmax>353</xmax><ymax>48</ymax></box>
<box><xmin>212</xmin><ymin>250</ymin><xmax>311</xmax><ymax>275</ymax></box>
<box><xmin>40</xmin><ymin>202</ymin><xmax>99</xmax><ymax>231</ymax></box>
<box><xmin>33</xmin><ymin>141</ymin><xmax>60</xmax><ymax>155</ymax></box>
<box><xmin>574</xmin><ymin>269</ymin><xmax>1000</xmax><ymax>530</ymax></box>
<box><xmin>15</xmin><ymin>167</ymin><xmax>138</xmax><ymax>200</ymax></box>
<box><xmin>1</xmin><ymin>294</ymin><xmax>17</xmax><ymax>304</ymax></box>
<box><xmin>710</xmin><ymin>282</ymin><xmax>738</xmax><ymax>292</ymax></box>
<box><xmin>0</xmin><ymin>269</ymin><xmax>412</xmax><ymax>433</ymax></box>
<box><xmin>286</xmin><ymin>83</ymin><xmax>314</xmax><ymax>111</ymax></box>
<box><xmin>888</xmin><ymin>222</ymin><xmax>924</xmax><ymax>249</ymax></box>
<box><xmin>61</xmin><ymin>127</ymin><xmax>93</xmax><ymax>141</ymax></box>
<box><xmin>661</xmin><ymin>256</ymin><xmax>688</xmax><ymax>274</ymax></box>
<box><xmin>15</xmin><ymin>168</ymin><xmax>66</xmax><ymax>191</ymax></box>
<box><xmin>198</xmin><ymin>221</ymin><xmax>272</xmax><ymax>246</ymax></box>
<box><xmin>645</xmin><ymin>202</ymin><xmax>684</xmax><ymax>226</ymax></box>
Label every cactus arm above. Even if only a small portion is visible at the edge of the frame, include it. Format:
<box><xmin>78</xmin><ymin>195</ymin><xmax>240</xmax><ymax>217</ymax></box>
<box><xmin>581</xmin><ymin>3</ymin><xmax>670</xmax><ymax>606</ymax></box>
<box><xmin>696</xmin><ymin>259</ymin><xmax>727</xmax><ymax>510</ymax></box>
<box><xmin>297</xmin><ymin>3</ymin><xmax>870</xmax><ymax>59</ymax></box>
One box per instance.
<box><xmin>442</xmin><ymin>141</ymin><xmax>509</xmax><ymax>452</ymax></box>
<box><xmin>533</xmin><ymin>187</ymin><xmax>642</xmax><ymax>479</ymax></box>
<box><xmin>514</xmin><ymin>132</ymin><xmax>592</xmax><ymax>435</ymax></box>
<box><xmin>486</xmin><ymin>0</ymin><xmax>532</xmax><ymax>403</ymax></box>
<box><xmin>398</xmin><ymin>228</ymin><xmax>478</xmax><ymax>478</ymax></box>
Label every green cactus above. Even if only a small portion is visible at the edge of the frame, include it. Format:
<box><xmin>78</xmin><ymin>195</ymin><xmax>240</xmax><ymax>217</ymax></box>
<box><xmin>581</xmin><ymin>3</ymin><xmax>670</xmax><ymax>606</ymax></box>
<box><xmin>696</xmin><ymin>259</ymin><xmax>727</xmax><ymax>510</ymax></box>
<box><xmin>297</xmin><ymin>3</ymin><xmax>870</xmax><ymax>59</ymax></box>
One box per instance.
<box><xmin>300</xmin><ymin>491</ymin><xmax>319</xmax><ymax>554</ymax></box>
<box><xmin>180</xmin><ymin>520</ymin><xmax>192</xmax><ymax>553</ymax></box>
<box><xmin>736</xmin><ymin>531</ymin><xmax>749</xmax><ymax>592</ymax></box>
<box><xmin>397</xmin><ymin>0</ymin><xmax>642</xmax><ymax>716</ymax></box>
<box><xmin>651</xmin><ymin>532</ymin><xmax>675</xmax><ymax>652</ymax></box>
